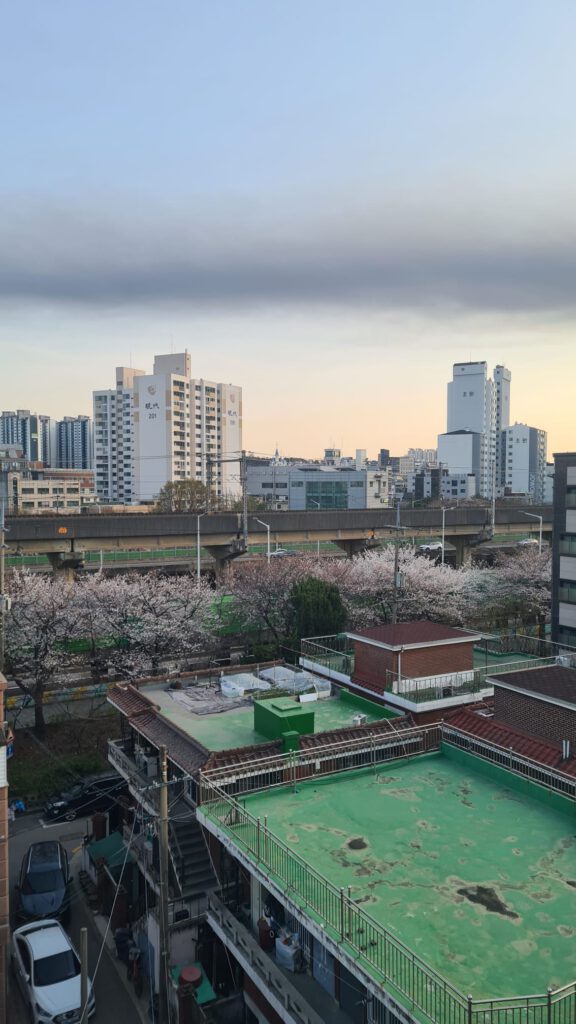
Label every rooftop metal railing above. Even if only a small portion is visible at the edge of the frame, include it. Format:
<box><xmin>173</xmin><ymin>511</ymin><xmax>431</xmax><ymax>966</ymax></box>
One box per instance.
<box><xmin>198</xmin><ymin>723</ymin><xmax>576</xmax><ymax>1024</ymax></box>
<box><xmin>442</xmin><ymin>725</ymin><xmax>576</xmax><ymax>800</ymax></box>
<box><xmin>384</xmin><ymin>657</ymin><xmax>558</xmax><ymax>704</ymax></box>
<box><xmin>199</xmin><ymin>721</ymin><xmax>441</xmax><ymax>798</ymax></box>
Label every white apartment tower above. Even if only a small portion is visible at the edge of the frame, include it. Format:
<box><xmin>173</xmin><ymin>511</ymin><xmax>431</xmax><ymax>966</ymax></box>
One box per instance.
<box><xmin>501</xmin><ymin>423</ymin><xmax>547</xmax><ymax>502</ymax></box>
<box><xmin>444</xmin><ymin>361</ymin><xmax>511</xmax><ymax>497</ymax></box>
<box><xmin>93</xmin><ymin>367</ymin><xmax>143</xmax><ymax>503</ymax></box>
<box><xmin>93</xmin><ymin>352</ymin><xmax>242</xmax><ymax>504</ymax></box>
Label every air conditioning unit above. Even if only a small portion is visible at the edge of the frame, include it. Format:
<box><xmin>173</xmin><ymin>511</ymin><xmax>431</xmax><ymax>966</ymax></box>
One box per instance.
<box><xmin>557</xmin><ymin>656</ymin><xmax>572</xmax><ymax>668</ymax></box>
<box><xmin>143</xmin><ymin>755</ymin><xmax>158</xmax><ymax>778</ymax></box>
<box><xmin>352</xmin><ymin>713</ymin><xmax>368</xmax><ymax>726</ymax></box>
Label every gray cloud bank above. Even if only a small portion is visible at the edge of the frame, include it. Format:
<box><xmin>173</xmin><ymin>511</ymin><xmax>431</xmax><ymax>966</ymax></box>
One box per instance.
<box><xmin>1</xmin><ymin>201</ymin><xmax>575</xmax><ymax>314</ymax></box>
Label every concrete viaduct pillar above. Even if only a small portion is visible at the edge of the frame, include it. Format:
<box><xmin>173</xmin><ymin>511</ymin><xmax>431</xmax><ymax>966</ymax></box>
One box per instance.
<box><xmin>47</xmin><ymin>550</ymin><xmax>85</xmax><ymax>580</ymax></box>
<box><xmin>334</xmin><ymin>538</ymin><xmax>382</xmax><ymax>559</ymax></box>
<box><xmin>204</xmin><ymin>537</ymin><xmax>247</xmax><ymax>581</ymax></box>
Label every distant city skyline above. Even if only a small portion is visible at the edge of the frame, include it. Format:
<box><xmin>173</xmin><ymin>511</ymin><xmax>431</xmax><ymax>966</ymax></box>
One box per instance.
<box><xmin>2</xmin><ymin>2</ymin><xmax>575</xmax><ymax>457</ymax></box>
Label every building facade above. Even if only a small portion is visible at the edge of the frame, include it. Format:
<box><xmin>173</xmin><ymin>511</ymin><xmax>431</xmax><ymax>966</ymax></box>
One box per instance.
<box><xmin>7</xmin><ymin>469</ymin><xmax>96</xmax><ymax>513</ymax></box>
<box><xmin>93</xmin><ymin>353</ymin><xmax>242</xmax><ymax>504</ymax></box>
<box><xmin>500</xmin><ymin>423</ymin><xmax>547</xmax><ymax>502</ymax></box>
<box><xmin>0</xmin><ymin>410</ymin><xmax>42</xmax><ymax>462</ymax></box>
<box><xmin>407</xmin><ymin>466</ymin><xmax>477</xmax><ymax>502</ymax></box>
<box><xmin>246</xmin><ymin>463</ymin><xmax>390</xmax><ymax>510</ymax></box>
<box><xmin>55</xmin><ymin>415</ymin><xmax>93</xmax><ymax>470</ymax></box>
<box><xmin>552</xmin><ymin>452</ymin><xmax>576</xmax><ymax>648</ymax></box>
<box><xmin>444</xmin><ymin>362</ymin><xmax>512</xmax><ymax>497</ymax></box>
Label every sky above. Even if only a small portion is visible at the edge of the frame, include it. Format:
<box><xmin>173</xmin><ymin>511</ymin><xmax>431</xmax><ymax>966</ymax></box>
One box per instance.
<box><xmin>1</xmin><ymin>1</ymin><xmax>575</xmax><ymax>458</ymax></box>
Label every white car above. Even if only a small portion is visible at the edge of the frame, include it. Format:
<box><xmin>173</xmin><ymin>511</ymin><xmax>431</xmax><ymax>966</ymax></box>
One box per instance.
<box><xmin>11</xmin><ymin>919</ymin><xmax>96</xmax><ymax>1024</ymax></box>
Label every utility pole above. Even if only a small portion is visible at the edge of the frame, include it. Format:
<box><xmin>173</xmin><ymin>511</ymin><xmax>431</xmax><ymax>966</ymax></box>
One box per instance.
<box><xmin>0</xmin><ymin>501</ymin><xmax>7</xmax><ymax>674</ymax></box>
<box><xmin>390</xmin><ymin>501</ymin><xmax>405</xmax><ymax>625</ymax></box>
<box><xmin>80</xmin><ymin>927</ymin><xmax>88</xmax><ymax>1024</ymax></box>
<box><xmin>158</xmin><ymin>746</ymin><xmax>171</xmax><ymax>1024</ymax></box>
<box><xmin>205</xmin><ymin>455</ymin><xmax>212</xmax><ymax>513</ymax></box>
<box><xmin>240</xmin><ymin>450</ymin><xmax>248</xmax><ymax>546</ymax></box>
<box><xmin>490</xmin><ymin>459</ymin><xmax>496</xmax><ymax>536</ymax></box>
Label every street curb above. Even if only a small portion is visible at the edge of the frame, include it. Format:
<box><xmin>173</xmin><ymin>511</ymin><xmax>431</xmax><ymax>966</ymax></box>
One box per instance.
<box><xmin>71</xmin><ymin>852</ymin><xmax>150</xmax><ymax>1024</ymax></box>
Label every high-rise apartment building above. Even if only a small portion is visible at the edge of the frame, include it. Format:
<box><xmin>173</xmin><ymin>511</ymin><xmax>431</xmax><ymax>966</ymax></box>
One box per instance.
<box><xmin>39</xmin><ymin>415</ymin><xmax>55</xmax><ymax>466</ymax></box>
<box><xmin>501</xmin><ymin>423</ymin><xmax>547</xmax><ymax>502</ymax></box>
<box><xmin>552</xmin><ymin>452</ymin><xmax>576</xmax><ymax>649</ymax></box>
<box><xmin>443</xmin><ymin>362</ymin><xmax>514</xmax><ymax>497</ymax></box>
<box><xmin>55</xmin><ymin>416</ymin><xmax>92</xmax><ymax>470</ymax></box>
<box><xmin>0</xmin><ymin>410</ymin><xmax>41</xmax><ymax>462</ymax></box>
<box><xmin>93</xmin><ymin>352</ymin><xmax>242</xmax><ymax>503</ymax></box>
<box><xmin>93</xmin><ymin>367</ymin><xmax>144</xmax><ymax>503</ymax></box>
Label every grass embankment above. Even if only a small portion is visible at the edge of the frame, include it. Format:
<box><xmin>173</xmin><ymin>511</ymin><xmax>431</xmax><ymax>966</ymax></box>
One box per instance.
<box><xmin>8</xmin><ymin>712</ymin><xmax>120</xmax><ymax>805</ymax></box>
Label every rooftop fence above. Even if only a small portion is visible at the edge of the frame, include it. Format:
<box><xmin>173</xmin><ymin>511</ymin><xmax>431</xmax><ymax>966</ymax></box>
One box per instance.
<box><xmin>300</xmin><ymin>632</ymin><xmax>567</xmax><ymax>704</ymax></box>
<box><xmin>198</xmin><ymin>722</ymin><xmax>576</xmax><ymax>1024</ymax></box>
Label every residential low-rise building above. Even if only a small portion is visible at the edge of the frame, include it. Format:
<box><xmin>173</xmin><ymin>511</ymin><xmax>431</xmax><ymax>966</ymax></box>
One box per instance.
<box><xmin>7</xmin><ymin>469</ymin><xmax>96</xmax><ymax>513</ymax></box>
<box><xmin>100</xmin><ymin>637</ymin><xmax>576</xmax><ymax>1024</ymax></box>
<box><xmin>246</xmin><ymin>463</ymin><xmax>390</xmax><ymax>510</ymax></box>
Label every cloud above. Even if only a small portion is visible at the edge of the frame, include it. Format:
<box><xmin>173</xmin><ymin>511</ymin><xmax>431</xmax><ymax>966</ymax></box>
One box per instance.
<box><xmin>1</xmin><ymin>197</ymin><xmax>575</xmax><ymax>315</ymax></box>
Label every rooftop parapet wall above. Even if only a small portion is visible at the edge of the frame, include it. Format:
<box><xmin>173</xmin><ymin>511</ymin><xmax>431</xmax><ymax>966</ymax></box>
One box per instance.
<box><xmin>198</xmin><ymin>730</ymin><xmax>576</xmax><ymax>1023</ymax></box>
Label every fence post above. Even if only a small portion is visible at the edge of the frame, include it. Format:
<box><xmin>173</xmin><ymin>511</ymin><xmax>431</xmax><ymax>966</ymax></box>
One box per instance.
<box><xmin>340</xmin><ymin>888</ymin><xmax>345</xmax><ymax>939</ymax></box>
<box><xmin>256</xmin><ymin>818</ymin><xmax>261</xmax><ymax>862</ymax></box>
<box><xmin>467</xmin><ymin>994</ymin><xmax>472</xmax><ymax>1024</ymax></box>
<box><xmin>348</xmin><ymin>886</ymin><xmax>352</xmax><ymax>944</ymax></box>
<box><xmin>547</xmin><ymin>987</ymin><xmax>552</xmax><ymax>1024</ymax></box>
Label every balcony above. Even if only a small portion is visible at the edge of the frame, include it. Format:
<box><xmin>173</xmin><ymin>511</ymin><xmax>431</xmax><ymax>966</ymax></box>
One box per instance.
<box><xmin>108</xmin><ymin>738</ymin><xmax>159</xmax><ymax>813</ymax></box>
<box><xmin>206</xmin><ymin>893</ymin><xmax>351</xmax><ymax>1024</ymax></box>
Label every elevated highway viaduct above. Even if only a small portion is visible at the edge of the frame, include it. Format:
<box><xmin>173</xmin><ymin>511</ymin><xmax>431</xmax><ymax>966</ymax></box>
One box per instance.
<box><xmin>5</xmin><ymin>506</ymin><xmax>552</xmax><ymax>577</ymax></box>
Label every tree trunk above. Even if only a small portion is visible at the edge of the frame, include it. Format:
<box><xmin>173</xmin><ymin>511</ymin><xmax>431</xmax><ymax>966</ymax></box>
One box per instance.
<box><xmin>34</xmin><ymin>697</ymin><xmax>46</xmax><ymax>739</ymax></box>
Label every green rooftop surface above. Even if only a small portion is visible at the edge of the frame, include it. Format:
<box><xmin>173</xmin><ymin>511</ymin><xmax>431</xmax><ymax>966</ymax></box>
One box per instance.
<box><xmin>472</xmin><ymin>648</ymin><xmax>541</xmax><ymax>668</ymax></box>
<box><xmin>146</xmin><ymin>687</ymin><xmax>387</xmax><ymax>751</ymax></box>
<box><xmin>239</xmin><ymin>753</ymin><xmax>576</xmax><ymax>1000</ymax></box>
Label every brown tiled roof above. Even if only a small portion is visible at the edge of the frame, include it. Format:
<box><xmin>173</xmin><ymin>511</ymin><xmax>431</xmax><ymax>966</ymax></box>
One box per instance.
<box><xmin>203</xmin><ymin>716</ymin><xmax>416</xmax><ymax>768</ymax></box>
<box><xmin>347</xmin><ymin>621</ymin><xmax>481</xmax><ymax>649</ymax></box>
<box><xmin>444</xmin><ymin>708</ymin><xmax>576</xmax><ymax>777</ymax></box>
<box><xmin>490</xmin><ymin>666</ymin><xmax>576</xmax><ymax>705</ymax></box>
<box><xmin>299</xmin><ymin>714</ymin><xmax>415</xmax><ymax>750</ymax></box>
<box><xmin>204</xmin><ymin>740</ymin><xmax>284</xmax><ymax>771</ymax></box>
<box><xmin>108</xmin><ymin>684</ymin><xmax>209</xmax><ymax>775</ymax></box>
<box><xmin>108</xmin><ymin>684</ymin><xmax>157</xmax><ymax>717</ymax></box>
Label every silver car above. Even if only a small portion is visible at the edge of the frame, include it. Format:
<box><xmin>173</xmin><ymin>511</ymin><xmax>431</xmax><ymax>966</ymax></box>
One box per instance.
<box><xmin>11</xmin><ymin>919</ymin><xmax>96</xmax><ymax>1024</ymax></box>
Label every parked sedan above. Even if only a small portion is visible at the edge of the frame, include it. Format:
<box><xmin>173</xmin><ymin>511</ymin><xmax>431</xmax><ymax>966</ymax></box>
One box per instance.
<box><xmin>11</xmin><ymin>919</ymin><xmax>96</xmax><ymax>1024</ymax></box>
<box><xmin>43</xmin><ymin>773</ymin><xmax>127</xmax><ymax>821</ymax></box>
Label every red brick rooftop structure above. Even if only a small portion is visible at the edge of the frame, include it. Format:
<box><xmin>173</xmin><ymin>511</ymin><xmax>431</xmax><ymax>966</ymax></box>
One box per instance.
<box><xmin>489</xmin><ymin>665</ymin><xmax>576</xmax><ymax>751</ymax></box>
<box><xmin>347</xmin><ymin>621</ymin><xmax>482</xmax><ymax>696</ymax></box>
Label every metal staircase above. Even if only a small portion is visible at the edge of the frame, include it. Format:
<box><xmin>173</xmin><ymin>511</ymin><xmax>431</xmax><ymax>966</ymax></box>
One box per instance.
<box><xmin>169</xmin><ymin>804</ymin><xmax>217</xmax><ymax>899</ymax></box>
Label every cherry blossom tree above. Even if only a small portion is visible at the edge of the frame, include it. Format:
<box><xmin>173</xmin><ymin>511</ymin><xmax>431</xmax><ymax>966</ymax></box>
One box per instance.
<box><xmin>5</xmin><ymin>571</ymin><xmax>80</xmax><ymax>737</ymax></box>
<box><xmin>78</xmin><ymin>572</ymin><xmax>216</xmax><ymax>680</ymax></box>
<box><xmin>228</xmin><ymin>555</ymin><xmax>321</xmax><ymax>655</ymax></box>
<box><xmin>471</xmin><ymin>547</ymin><xmax>551</xmax><ymax>632</ymax></box>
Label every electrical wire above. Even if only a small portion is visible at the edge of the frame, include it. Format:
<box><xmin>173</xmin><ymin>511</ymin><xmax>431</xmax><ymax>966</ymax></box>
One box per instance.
<box><xmin>80</xmin><ymin>813</ymin><xmax>137</xmax><ymax>1020</ymax></box>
